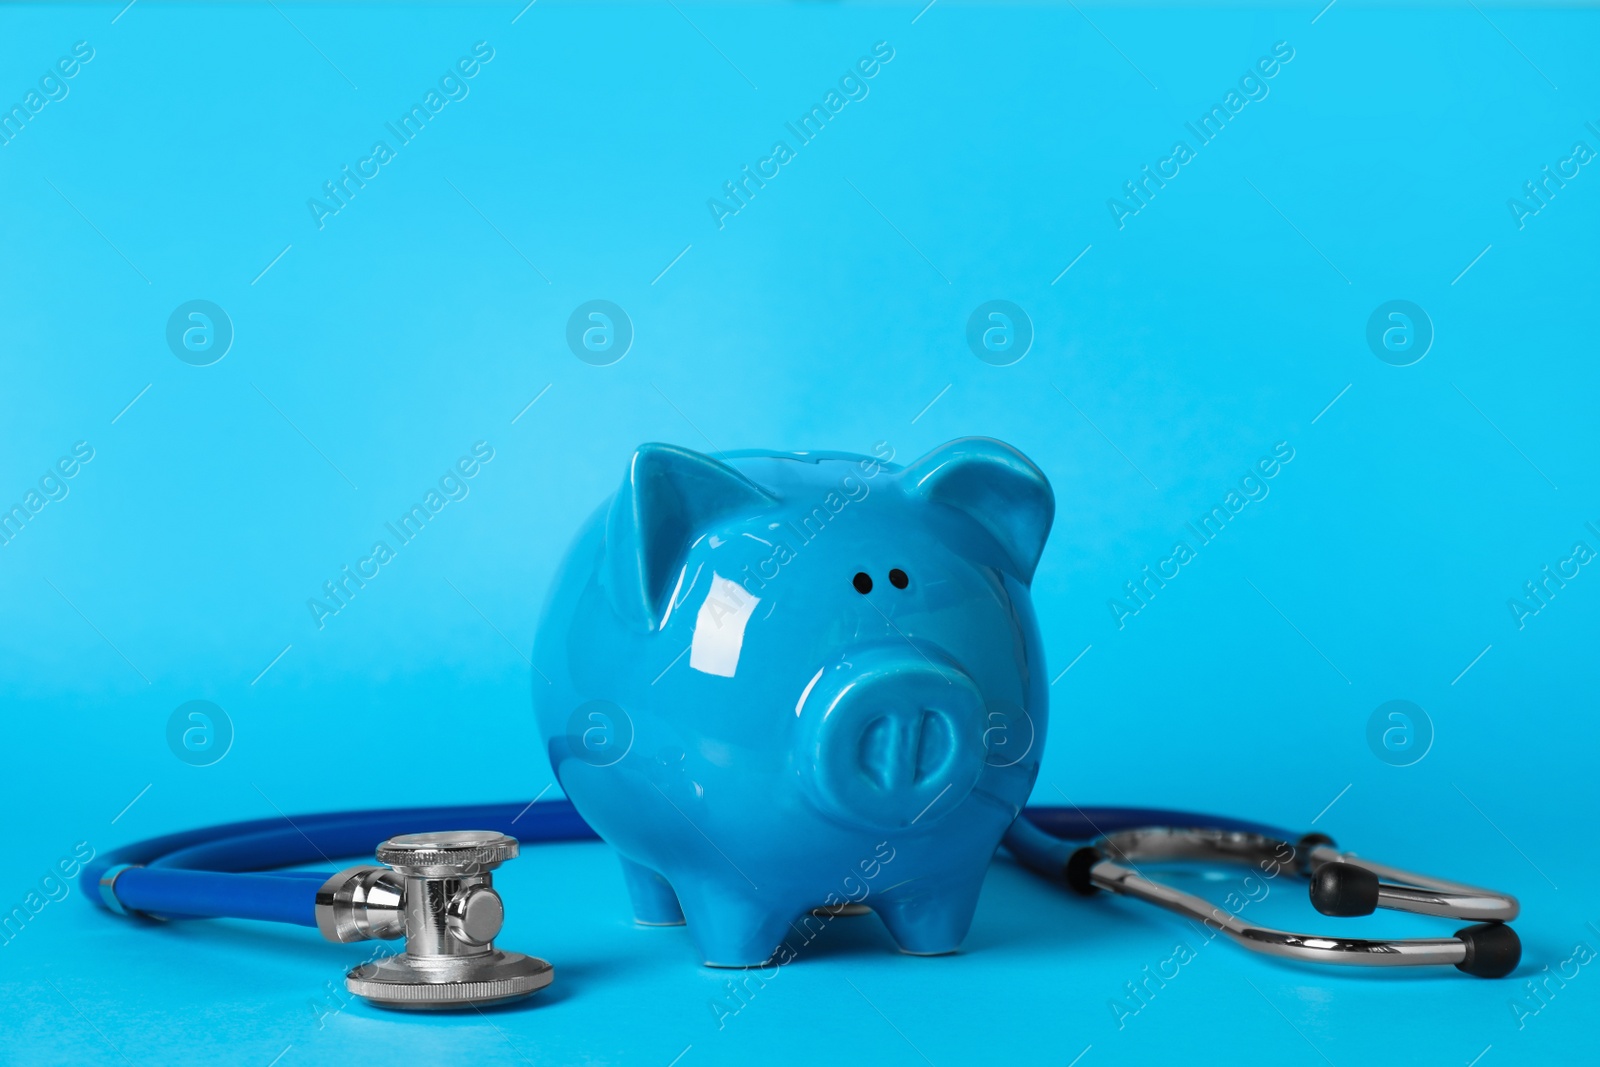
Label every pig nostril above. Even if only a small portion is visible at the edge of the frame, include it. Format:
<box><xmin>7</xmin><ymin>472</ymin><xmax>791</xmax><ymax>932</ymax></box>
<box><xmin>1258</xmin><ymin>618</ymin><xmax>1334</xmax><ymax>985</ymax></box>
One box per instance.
<box><xmin>857</xmin><ymin>717</ymin><xmax>894</xmax><ymax>789</ymax></box>
<box><xmin>913</xmin><ymin>710</ymin><xmax>953</xmax><ymax>782</ymax></box>
<box><xmin>889</xmin><ymin>568</ymin><xmax>909</xmax><ymax>589</ymax></box>
<box><xmin>852</xmin><ymin>572</ymin><xmax>873</xmax><ymax>594</ymax></box>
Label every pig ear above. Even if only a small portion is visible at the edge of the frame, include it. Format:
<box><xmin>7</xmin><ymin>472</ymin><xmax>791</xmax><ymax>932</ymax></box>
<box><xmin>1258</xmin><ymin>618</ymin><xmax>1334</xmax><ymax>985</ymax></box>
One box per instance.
<box><xmin>902</xmin><ymin>438</ymin><xmax>1055</xmax><ymax>584</ymax></box>
<box><xmin>604</xmin><ymin>443</ymin><xmax>776</xmax><ymax>630</ymax></box>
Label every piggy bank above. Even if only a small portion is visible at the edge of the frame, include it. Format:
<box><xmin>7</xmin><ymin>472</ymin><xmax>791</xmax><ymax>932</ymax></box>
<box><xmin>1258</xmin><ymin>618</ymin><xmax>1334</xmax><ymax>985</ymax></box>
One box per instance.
<box><xmin>532</xmin><ymin>438</ymin><xmax>1054</xmax><ymax>966</ymax></box>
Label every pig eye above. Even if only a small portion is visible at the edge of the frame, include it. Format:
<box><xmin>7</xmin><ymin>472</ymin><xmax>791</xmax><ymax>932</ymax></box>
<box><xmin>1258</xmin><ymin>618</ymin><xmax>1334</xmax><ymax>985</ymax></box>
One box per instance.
<box><xmin>889</xmin><ymin>568</ymin><xmax>909</xmax><ymax>589</ymax></box>
<box><xmin>852</xmin><ymin>572</ymin><xmax>873</xmax><ymax>594</ymax></box>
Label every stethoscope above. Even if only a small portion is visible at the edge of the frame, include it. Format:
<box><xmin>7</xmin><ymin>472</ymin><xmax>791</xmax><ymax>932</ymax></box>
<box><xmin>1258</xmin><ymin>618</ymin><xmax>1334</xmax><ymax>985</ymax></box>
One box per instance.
<box><xmin>83</xmin><ymin>799</ymin><xmax>1522</xmax><ymax>1010</ymax></box>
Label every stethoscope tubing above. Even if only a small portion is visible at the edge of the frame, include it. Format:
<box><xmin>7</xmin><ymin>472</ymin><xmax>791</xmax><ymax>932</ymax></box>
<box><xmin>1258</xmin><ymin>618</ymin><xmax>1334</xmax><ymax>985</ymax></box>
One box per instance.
<box><xmin>86</xmin><ymin>801</ymin><xmax>1522</xmax><ymax>979</ymax></box>
<box><xmin>84</xmin><ymin>801</ymin><xmax>1277</xmax><ymax>926</ymax></box>
<box><xmin>86</xmin><ymin>800</ymin><xmax>600</xmax><ymax>924</ymax></box>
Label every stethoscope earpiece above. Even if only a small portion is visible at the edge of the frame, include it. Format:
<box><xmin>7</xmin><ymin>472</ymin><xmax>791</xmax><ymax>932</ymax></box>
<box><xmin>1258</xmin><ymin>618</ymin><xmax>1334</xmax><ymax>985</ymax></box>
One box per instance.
<box><xmin>1053</xmin><ymin>826</ymin><xmax>1521</xmax><ymax>979</ymax></box>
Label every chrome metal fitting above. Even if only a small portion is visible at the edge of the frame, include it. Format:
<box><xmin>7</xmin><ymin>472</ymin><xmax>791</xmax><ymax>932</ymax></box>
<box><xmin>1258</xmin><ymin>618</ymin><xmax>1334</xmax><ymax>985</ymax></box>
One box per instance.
<box><xmin>1079</xmin><ymin>825</ymin><xmax>1521</xmax><ymax>978</ymax></box>
<box><xmin>315</xmin><ymin>866</ymin><xmax>405</xmax><ymax>943</ymax></box>
<box><xmin>316</xmin><ymin>830</ymin><xmax>551</xmax><ymax>1010</ymax></box>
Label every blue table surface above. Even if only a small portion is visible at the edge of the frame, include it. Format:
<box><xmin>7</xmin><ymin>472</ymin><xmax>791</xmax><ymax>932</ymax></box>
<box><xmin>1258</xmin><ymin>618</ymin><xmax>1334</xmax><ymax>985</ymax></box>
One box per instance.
<box><xmin>2</xmin><ymin>2</ymin><xmax>1597</xmax><ymax>1064</ymax></box>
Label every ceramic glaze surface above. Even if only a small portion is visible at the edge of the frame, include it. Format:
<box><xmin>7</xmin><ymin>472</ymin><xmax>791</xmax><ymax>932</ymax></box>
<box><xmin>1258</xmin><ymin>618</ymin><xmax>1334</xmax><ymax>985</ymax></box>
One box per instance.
<box><xmin>532</xmin><ymin>438</ymin><xmax>1055</xmax><ymax>966</ymax></box>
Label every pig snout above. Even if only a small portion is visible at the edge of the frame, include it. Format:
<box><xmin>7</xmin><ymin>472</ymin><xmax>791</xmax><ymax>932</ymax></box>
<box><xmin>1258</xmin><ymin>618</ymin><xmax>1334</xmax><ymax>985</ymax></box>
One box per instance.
<box><xmin>797</xmin><ymin>647</ymin><xmax>987</xmax><ymax>830</ymax></box>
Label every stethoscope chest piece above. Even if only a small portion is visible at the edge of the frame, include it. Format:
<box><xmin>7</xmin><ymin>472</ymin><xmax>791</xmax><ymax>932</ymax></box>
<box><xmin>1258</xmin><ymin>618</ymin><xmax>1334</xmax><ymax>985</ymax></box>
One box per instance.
<box><xmin>317</xmin><ymin>830</ymin><xmax>553</xmax><ymax>1010</ymax></box>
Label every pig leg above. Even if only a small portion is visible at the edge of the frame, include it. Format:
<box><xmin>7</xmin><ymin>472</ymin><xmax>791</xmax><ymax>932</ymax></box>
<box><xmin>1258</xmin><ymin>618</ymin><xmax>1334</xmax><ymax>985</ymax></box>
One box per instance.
<box><xmin>872</xmin><ymin>876</ymin><xmax>985</xmax><ymax>956</ymax></box>
<box><xmin>675</xmin><ymin>880</ymin><xmax>796</xmax><ymax>968</ymax></box>
<box><xmin>618</xmin><ymin>855</ymin><xmax>685</xmax><ymax>926</ymax></box>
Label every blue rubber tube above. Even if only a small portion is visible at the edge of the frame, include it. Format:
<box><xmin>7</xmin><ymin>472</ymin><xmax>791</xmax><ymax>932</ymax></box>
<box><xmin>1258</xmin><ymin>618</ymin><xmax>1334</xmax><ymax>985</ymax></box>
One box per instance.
<box><xmin>84</xmin><ymin>800</ymin><xmax>1294</xmax><ymax>927</ymax></box>
<box><xmin>1001</xmin><ymin>806</ymin><xmax>1296</xmax><ymax>882</ymax></box>
<box><xmin>82</xmin><ymin>800</ymin><xmax>600</xmax><ymax>926</ymax></box>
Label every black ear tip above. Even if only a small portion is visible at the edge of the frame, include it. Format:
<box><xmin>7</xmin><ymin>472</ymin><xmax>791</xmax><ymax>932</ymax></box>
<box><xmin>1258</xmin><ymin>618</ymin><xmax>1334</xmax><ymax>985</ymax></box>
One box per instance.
<box><xmin>1309</xmin><ymin>861</ymin><xmax>1380</xmax><ymax>917</ymax></box>
<box><xmin>1456</xmin><ymin>922</ymin><xmax>1521</xmax><ymax>978</ymax></box>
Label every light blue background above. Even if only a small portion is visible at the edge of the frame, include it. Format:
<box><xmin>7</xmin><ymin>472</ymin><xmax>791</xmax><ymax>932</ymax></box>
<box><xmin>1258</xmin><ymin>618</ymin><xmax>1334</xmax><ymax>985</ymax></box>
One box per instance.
<box><xmin>2</xmin><ymin>1</ymin><xmax>1597</xmax><ymax>1064</ymax></box>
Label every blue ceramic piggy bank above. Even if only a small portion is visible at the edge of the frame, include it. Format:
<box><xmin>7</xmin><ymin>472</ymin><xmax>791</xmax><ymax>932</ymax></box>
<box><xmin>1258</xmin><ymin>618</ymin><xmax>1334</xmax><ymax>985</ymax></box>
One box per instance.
<box><xmin>532</xmin><ymin>438</ymin><xmax>1054</xmax><ymax>966</ymax></box>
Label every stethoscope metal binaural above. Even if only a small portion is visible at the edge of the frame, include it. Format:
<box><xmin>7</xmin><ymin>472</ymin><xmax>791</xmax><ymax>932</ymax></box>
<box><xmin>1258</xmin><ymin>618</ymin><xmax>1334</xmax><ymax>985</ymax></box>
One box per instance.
<box><xmin>83</xmin><ymin>800</ymin><xmax>1522</xmax><ymax>1010</ymax></box>
<box><xmin>1005</xmin><ymin>815</ymin><xmax>1520</xmax><ymax>976</ymax></box>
